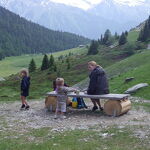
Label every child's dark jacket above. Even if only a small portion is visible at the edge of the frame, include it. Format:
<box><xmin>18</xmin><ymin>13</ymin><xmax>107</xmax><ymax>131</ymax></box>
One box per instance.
<box><xmin>21</xmin><ymin>76</ymin><xmax>30</xmax><ymax>97</ymax></box>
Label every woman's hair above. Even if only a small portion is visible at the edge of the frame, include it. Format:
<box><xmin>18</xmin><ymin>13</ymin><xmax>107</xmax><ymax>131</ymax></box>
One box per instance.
<box><xmin>20</xmin><ymin>68</ymin><xmax>29</xmax><ymax>77</ymax></box>
<box><xmin>88</xmin><ymin>61</ymin><xmax>100</xmax><ymax>67</ymax></box>
<box><xmin>56</xmin><ymin>78</ymin><xmax>64</xmax><ymax>86</ymax></box>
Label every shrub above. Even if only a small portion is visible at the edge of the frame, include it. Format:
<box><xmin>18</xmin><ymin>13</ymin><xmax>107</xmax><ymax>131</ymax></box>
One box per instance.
<box><xmin>122</xmin><ymin>43</ymin><xmax>136</xmax><ymax>56</ymax></box>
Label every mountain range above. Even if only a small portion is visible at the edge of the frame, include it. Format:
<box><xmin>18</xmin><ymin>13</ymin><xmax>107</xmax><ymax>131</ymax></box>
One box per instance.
<box><xmin>0</xmin><ymin>0</ymin><xmax>150</xmax><ymax>39</ymax></box>
<box><xmin>0</xmin><ymin>6</ymin><xmax>89</xmax><ymax>60</ymax></box>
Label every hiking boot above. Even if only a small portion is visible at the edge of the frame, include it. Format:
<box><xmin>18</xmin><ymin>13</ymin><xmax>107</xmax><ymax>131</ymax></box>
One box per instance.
<box><xmin>92</xmin><ymin>106</ymin><xmax>98</xmax><ymax>112</ymax></box>
<box><xmin>20</xmin><ymin>104</ymin><xmax>26</xmax><ymax>110</ymax></box>
<box><xmin>84</xmin><ymin>105</ymin><xmax>88</xmax><ymax>109</ymax></box>
<box><xmin>99</xmin><ymin>107</ymin><xmax>104</xmax><ymax>111</ymax></box>
<box><xmin>25</xmin><ymin>105</ymin><xmax>30</xmax><ymax>110</ymax></box>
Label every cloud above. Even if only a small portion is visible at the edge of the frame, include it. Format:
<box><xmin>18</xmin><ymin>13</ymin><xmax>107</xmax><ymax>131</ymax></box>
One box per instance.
<box><xmin>47</xmin><ymin>0</ymin><xmax>103</xmax><ymax>10</ymax></box>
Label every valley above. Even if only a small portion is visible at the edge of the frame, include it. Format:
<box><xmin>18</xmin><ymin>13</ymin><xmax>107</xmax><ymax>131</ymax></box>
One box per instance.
<box><xmin>0</xmin><ymin>2</ymin><xmax>150</xmax><ymax>150</ymax></box>
<box><xmin>0</xmin><ymin>26</ymin><xmax>150</xmax><ymax>101</ymax></box>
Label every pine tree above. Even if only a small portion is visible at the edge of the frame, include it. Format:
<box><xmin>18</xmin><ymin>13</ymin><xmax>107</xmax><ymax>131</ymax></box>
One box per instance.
<box><xmin>98</xmin><ymin>38</ymin><xmax>101</xmax><ymax>44</ymax></box>
<box><xmin>57</xmin><ymin>68</ymin><xmax>61</xmax><ymax>77</ymax></box>
<box><xmin>143</xmin><ymin>22</ymin><xmax>149</xmax><ymax>41</ymax></box>
<box><xmin>100</xmin><ymin>34</ymin><xmax>103</xmax><ymax>43</ymax></box>
<box><xmin>87</xmin><ymin>40</ymin><xmax>99</xmax><ymax>55</ymax></box>
<box><xmin>103</xmin><ymin>29</ymin><xmax>111</xmax><ymax>45</ymax></box>
<box><xmin>66</xmin><ymin>57</ymin><xmax>69</xmax><ymax>63</ymax></box>
<box><xmin>49</xmin><ymin>54</ymin><xmax>55</xmax><ymax>68</ymax></box>
<box><xmin>119</xmin><ymin>32</ymin><xmax>127</xmax><ymax>45</ymax></box>
<box><xmin>69</xmin><ymin>52</ymin><xmax>72</xmax><ymax>56</ymax></box>
<box><xmin>148</xmin><ymin>16</ymin><xmax>150</xmax><ymax>38</ymax></box>
<box><xmin>41</xmin><ymin>54</ymin><xmax>49</xmax><ymax>71</ymax></box>
<box><xmin>54</xmin><ymin>64</ymin><xmax>57</xmax><ymax>72</ymax></box>
<box><xmin>148</xmin><ymin>16</ymin><xmax>150</xmax><ymax>30</ymax></box>
<box><xmin>138</xmin><ymin>28</ymin><xmax>144</xmax><ymax>41</ymax></box>
<box><xmin>115</xmin><ymin>32</ymin><xmax>118</xmax><ymax>39</ymax></box>
<box><xmin>29</xmin><ymin>58</ymin><xmax>36</xmax><ymax>72</ymax></box>
<box><xmin>67</xmin><ymin>61</ymin><xmax>71</xmax><ymax>70</ymax></box>
<box><xmin>138</xmin><ymin>22</ymin><xmax>149</xmax><ymax>42</ymax></box>
<box><xmin>138</xmin><ymin>16</ymin><xmax>150</xmax><ymax>42</ymax></box>
<box><xmin>98</xmin><ymin>34</ymin><xmax>103</xmax><ymax>44</ymax></box>
<box><xmin>0</xmin><ymin>50</ymin><xmax>4</xmax><ymax>60</ymax></box>
<box><xmin>125</xmin><ymin>31</ymin><xmax>128</xmax><ymax>36</ymax></box>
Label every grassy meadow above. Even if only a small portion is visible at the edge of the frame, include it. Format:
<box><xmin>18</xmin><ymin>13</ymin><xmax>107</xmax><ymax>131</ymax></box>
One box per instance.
<box><xmin>0</xmin><ymin>127</ymin><xmax>149</xmax><ymax>150</ymax></box>
<box><xmin>0</xmin><ymin>24</ymin><xmax>150</xmax><ymax>150</ymax></box>
<box><xmin>108</xmin><ymin>50</ymin><xmax>150</xmax><ymax>99</ymax></box>
<box><xmin>127</xmin><ymin>30</ymin><xmax>139</xmax><ymax>43</ymax></box>
<box><xmin>0</xmin><ymin>44</ymin><xmax>126</xmax><ymax>101</ymax></box>
<box><xmin>0</xmin><ymin>47</ymin><xmax>86</xmax><ymax>77</ymax></box>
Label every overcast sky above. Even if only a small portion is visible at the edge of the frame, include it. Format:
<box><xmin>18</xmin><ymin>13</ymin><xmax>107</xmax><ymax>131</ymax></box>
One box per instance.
<box><xmin>48</xmin><ymin>0</ymin><xmax>146</xmax><ymax>10</ymax></box>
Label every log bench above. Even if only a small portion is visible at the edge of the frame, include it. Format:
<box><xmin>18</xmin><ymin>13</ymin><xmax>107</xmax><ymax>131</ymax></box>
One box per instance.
<box><xmin>46</xmin><ymin>91</ymin><xmax>131</xmax><ymax>117</ymax></box>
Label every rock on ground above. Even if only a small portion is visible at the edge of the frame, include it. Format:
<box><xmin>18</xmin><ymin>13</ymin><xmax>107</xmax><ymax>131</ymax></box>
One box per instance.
<box><xmin>147</xmin><ymin>44</ymin><xmax>150</xmax><ymax>50</ymax></box>
<box><xmin>124</xmin><ymin>83</ymin><xmax>149</xmax><ymax>94</ymax></box>
<box><xmin>0</xmin><ymin>77</ymin><xmax>5</xmax><ymax>82</ymax></box>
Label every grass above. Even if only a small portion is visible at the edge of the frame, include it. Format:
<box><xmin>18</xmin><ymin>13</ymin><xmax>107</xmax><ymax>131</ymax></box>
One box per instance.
<box><xmin>0</xmin><ymin>47</ymin><xmax>86</xmax><ymax>77</ymax></box>
<box><xmin>127</xmin><ymin>30</ymin><xmax>139</xmax><ymax>43</ymax></box>
<box><xmin>1</xmin><ymin>24</ymin><xmax>150</xmax><ymax>150</ymax></box>
<box><xmin>0</xmin><ymin>127</ymin><xmax>149</xmax><ymax>150</ymax></box>
<box><xmin>1</xmin><ymin>29</ymin><xmax>150</xmax><ymax>101</ymax></box>
<box><xmin>133</xmin><ymin>102</ymin><xmax>150</xmax><ymax>112</ymax></box>
<box><xmin>0</xmin><ymin>43</ymin><xmax>124</xmax><ymax>101</ymax></box>
<box><xmin>109</xmin><ymin>50</ymin><xmax>150</xmax><ymax>99</ymax></box>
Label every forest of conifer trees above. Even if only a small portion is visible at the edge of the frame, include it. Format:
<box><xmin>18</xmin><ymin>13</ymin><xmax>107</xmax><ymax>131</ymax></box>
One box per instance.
<box><xmin>0</xmin><ymin>6</ymin><xmax>90</xmax><ymax>60</ymax></box>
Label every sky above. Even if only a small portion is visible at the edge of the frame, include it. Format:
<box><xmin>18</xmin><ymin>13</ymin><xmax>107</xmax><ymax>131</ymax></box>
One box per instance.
<box><xmin>48</xmin><ymin>0</ymin><xmax>146</xmax><ymax>10</ymax></box>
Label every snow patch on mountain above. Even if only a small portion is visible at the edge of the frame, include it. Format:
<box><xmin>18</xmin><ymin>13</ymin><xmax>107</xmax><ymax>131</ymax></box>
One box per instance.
<box><xmin>0</xmin><ymin>0</ymin><xmax>147</xmax><ymax>10</ymax></box>
<box><xmin>115</xmin><ymin>0</ymin><xmax>146</xmax><ymax>6</ymax></box>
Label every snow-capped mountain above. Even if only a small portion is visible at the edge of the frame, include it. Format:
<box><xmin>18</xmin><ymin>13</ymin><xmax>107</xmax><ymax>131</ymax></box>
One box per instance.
<box><xmin>0</xmin><ymin>0</ymin><xmax>149</xmax><ymax>38</ymax></box>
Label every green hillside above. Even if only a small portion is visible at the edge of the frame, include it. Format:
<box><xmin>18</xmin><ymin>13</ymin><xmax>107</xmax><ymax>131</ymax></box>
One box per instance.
<box><xmin>0</xmin><ymin>47</ymin><xmax>86</xmax><ymax>77</ymax></box>
<box><xmin>109</xmin><ymin>50</ymin><xmax>150</xmax><ymax>99</ymax></box>
<box><xmin>1</xmin><ymin>48</ymin><xmax>150</xmax><ymax>101</ymax></box>
<box><xmin>127</xmin><ymin>30</ymin><xmax>139</xmax><ymax>43</ymax></box>
<box><xmin>1</xmin><ymin>21</ymin><xmax>150</xmax><ymax>101</ymax></box>
<box><xmin>0</xmin><ymin>45</ymin><xmax>120</xmax><ymax>101</ymax></box>
<box><xmin>0</xmin><ymin>6</ymin><xmax>89</xmax><ymax>60</ymax></box>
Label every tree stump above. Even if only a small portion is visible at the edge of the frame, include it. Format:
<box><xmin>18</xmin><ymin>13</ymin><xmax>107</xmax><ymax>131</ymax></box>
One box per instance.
<box><xmin>45</xmin><ymin>96</ymin><xmax>72</xmax><ymax>111</ymax></box>
<box><xmin>45</xmin><ymin>96</ymin><xmax>57</xmax><ymax>112</ymax></box>
<box><xmin>104</xmin><ymin>99</ymin><xmax>131</xmax><ymax>116</ymax></box>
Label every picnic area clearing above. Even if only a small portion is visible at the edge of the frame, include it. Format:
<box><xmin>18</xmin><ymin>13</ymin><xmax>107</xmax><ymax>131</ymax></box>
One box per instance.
<box><xmin>0</xmin><ymin>97</ymin><xmax>150</xmax><ymax>150</ymax></box>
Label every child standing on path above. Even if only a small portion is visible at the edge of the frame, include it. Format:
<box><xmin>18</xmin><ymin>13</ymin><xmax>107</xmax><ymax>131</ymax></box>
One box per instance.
<box><xmin>20</xmin><ymin>69</ymin><xmax>30</xmax><ymax>110</ymax></box>
<box><xmin>55</xmin><ymin>78</ymin><xmax>78</xmax><ymax>119</ymax></box>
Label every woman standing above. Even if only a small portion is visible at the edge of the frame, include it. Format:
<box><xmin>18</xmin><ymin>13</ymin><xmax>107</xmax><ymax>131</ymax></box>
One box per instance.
<box><xmin>87</xmin><ymin>61</ymin><xmax>109</xmax><ymax>112</ymax></box>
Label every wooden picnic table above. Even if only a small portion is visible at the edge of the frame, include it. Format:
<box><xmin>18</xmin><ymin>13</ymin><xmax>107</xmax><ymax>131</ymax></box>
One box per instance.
<box><xmin>46</xmin><ymin>91</ymin><xmax>130</xmax><ymax>100</ymax></box>
<box><xmin>46</xmin><ymin>91</ymin><xmax>131</xmax><ymax>117</ymax></box>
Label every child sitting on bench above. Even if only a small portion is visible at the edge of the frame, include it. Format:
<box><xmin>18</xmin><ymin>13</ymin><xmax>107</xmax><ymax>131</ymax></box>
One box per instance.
<box><xmin>54</xmin><ymin>78</ymin><xmax>78</xmax><ymax>119</ymax></box>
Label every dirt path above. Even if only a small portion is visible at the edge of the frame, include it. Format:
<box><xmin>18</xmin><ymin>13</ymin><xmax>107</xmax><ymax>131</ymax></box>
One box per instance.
<box><xmin>0</xmin><ymin>98</ymin><xmax>150</xmax><ymax>135</ymax></box>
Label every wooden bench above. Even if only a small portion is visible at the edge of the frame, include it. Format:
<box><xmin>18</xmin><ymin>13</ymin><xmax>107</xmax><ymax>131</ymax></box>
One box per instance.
<box><xmin>46</xmin><ymin>91</ymin><xmax>131</xmax><ymax>117</ymax></box>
